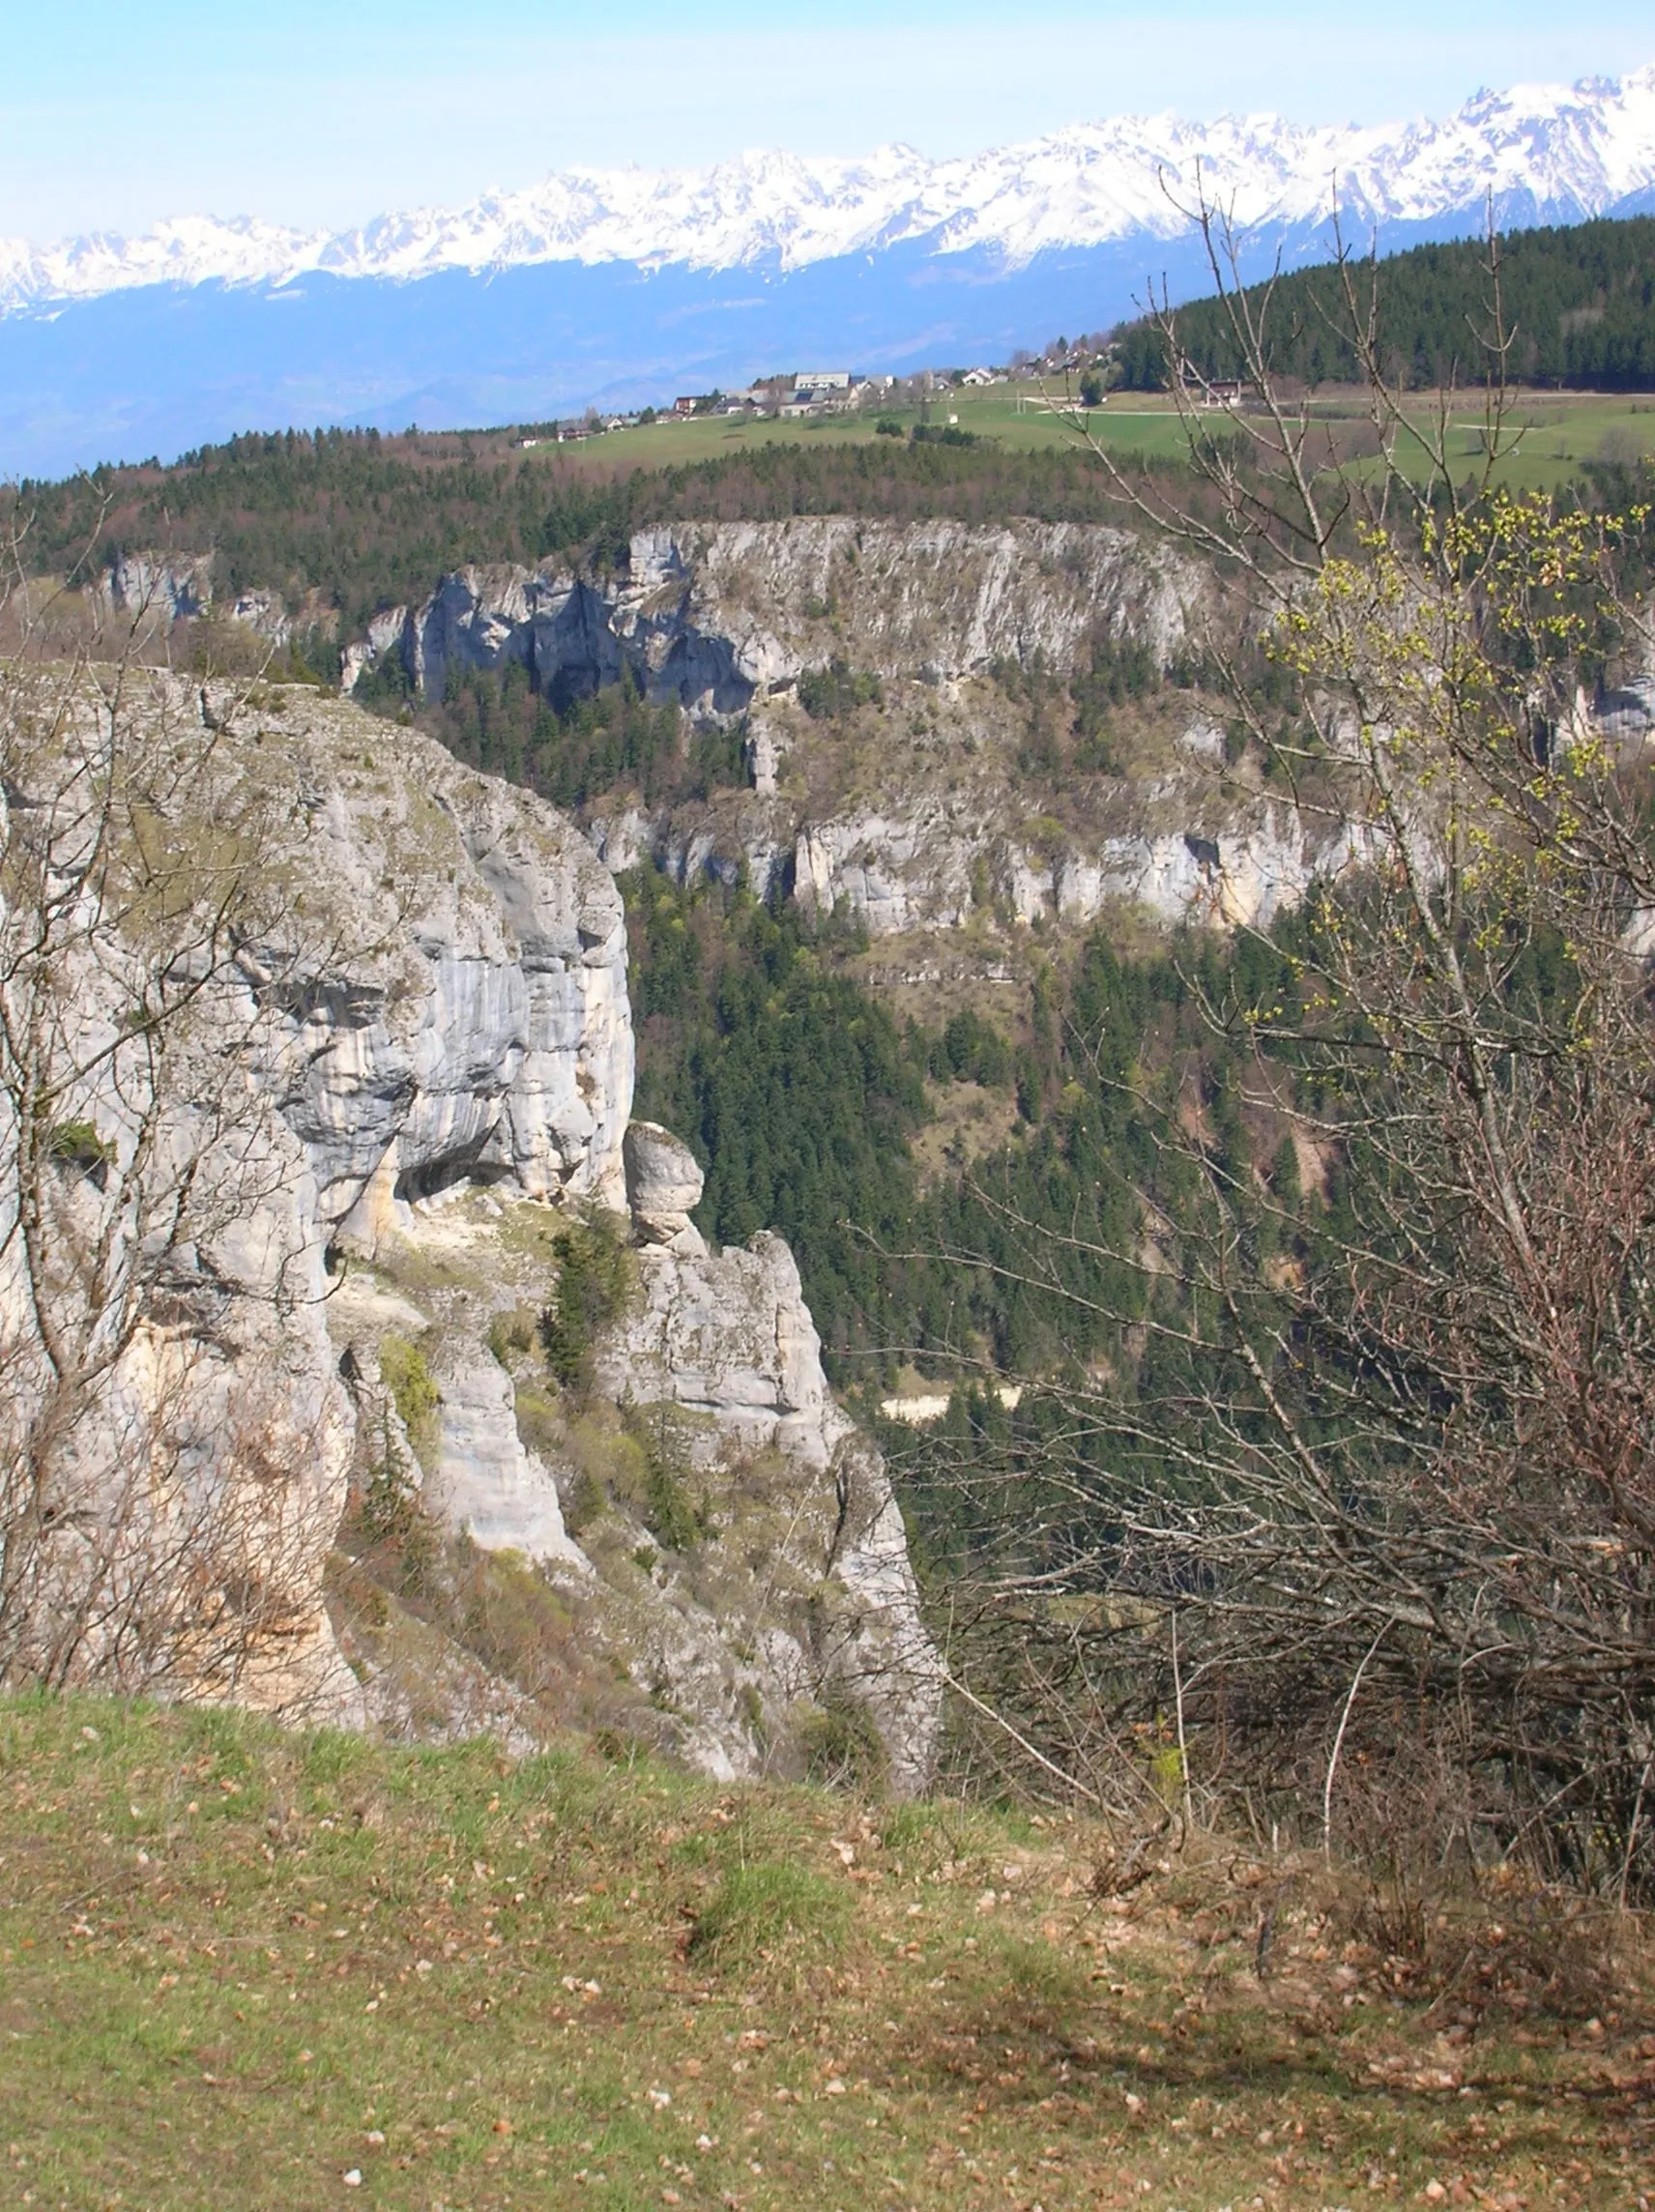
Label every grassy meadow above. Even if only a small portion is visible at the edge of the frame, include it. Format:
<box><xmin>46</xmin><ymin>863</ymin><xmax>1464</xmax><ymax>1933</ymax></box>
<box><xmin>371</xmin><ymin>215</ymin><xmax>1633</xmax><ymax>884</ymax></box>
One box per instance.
<box><xmin>550</xmin><ymin>382</ymin><xmax>1655</xmax><ymax>493</ymax></box>
<box><xmin>3</xmin><ymin>1696</ymin><xmax>1651</xmax><ymax>2211</ymax></box>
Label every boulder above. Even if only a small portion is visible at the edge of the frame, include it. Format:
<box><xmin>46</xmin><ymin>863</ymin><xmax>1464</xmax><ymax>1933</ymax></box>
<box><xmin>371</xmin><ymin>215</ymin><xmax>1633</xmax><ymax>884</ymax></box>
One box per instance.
<box><xmin>624</xmin><ymin>1120</ymin><xmax>707</xmax><ymax>1254</ymax></box>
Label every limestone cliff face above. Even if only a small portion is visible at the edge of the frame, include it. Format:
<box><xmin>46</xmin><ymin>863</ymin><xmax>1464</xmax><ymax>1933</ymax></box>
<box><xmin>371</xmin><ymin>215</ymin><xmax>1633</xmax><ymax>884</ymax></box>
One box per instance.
<box><xmin>592</xmin><ymin>1195</ymin><xmax>943</xmax><ymax>1794</ymax></box>
<box><xmin>0</xmin><ymin>1075</ymin><xmax>362</xmax><ymax>1722</ymax></box>
<box><xmin>344</xmin><ymin>521</ymin><xmax>1370</xmax><ymax>943</ymax></box>
<box><xmin>5</xmin><ymin>681</ymin><xmax>939</xmax><ymax>1781</ymax></box>
<box><xmin>102</xmin><ymin>554</ymin><xmax>300</xmax><ymax>646</ymax></box>
<box><xmin>244</xmin><ymin>698</ymin><xmax>633</xmax><ymax>1237</ymax></box>
<box><xmin>426</xmin><ymin>1353</ymin><xmax>591</xmax><ymax>1576</ymax></box>
<box><xmin>133</xmin><ymin>521</ymin><xmax>1351</xmax><ymax>944</ymax></box>
<box><xmin>258</xmin><ymin>700</ymin><xmax>936</xmax><ymax>1784</ymax></box>
<box><xmin>587</xmin><ymin>714</ymin><xmax>1367</xmax><ymax>942</ymax></box>
<box><xmin>348</xmin><ymin>519</ymin><xmax>1197</xmax><ymax>713</ymax></box>
<box><xmin>319</xmin><ymin>1127</ymin><xmax>944</xmax><ymax>1792</ymax></box>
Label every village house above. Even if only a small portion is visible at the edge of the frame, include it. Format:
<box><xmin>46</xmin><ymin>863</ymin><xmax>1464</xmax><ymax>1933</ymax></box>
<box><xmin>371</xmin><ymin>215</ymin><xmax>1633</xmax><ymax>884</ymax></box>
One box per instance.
<box><xmin>1182</xmin><ymin>374</ymin><xmax>1249</xmax><ymax>408</ymax></box>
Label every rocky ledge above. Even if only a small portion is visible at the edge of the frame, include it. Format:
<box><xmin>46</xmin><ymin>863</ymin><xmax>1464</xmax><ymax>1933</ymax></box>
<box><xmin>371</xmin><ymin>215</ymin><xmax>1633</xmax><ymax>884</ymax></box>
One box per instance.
<box><xmin>322</xmin><ymin>1123</ymin><xmax>943</xmax><ymax>1792</ymax></box>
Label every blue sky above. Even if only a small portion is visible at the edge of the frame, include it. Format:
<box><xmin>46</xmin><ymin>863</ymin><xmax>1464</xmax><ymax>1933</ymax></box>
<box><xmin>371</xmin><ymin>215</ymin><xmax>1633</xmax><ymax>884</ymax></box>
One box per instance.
<box><xmin>7</xmin><ymin>1</ymin><xmax>1652</xmax><ymax>241</ymax></box>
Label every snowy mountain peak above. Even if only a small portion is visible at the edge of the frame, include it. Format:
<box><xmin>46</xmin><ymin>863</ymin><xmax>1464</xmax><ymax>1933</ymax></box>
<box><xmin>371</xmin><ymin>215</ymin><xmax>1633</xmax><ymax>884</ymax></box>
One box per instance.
<box><xmin>1</xmin><ymin>63</ymin><xmax>1653</xmax><ymax>317</ymax></box>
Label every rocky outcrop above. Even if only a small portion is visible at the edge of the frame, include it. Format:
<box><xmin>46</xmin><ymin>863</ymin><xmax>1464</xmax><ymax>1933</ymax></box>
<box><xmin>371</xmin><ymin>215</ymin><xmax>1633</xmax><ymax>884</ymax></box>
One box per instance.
<box><xmin>119</xmin><ymin>525</ymin><xmax>1354</xmax><ymax>941</ymax></box>
<box><xmin>623</xmin><ymin>1121</ymin><xmax>708</xmax><ymax>1254</ymax></box>
<box><xmin>428</xmin><ymin>1352</ymin><xmax>590</xmax><ymax>1573</ymax></box>
<box><xmin>344</xmin><ymin>519</ymin><xmax>1199</xmax><ymax>714</ymax></box>
<box><xmin>0</xmin><ymin>685</ymin><xmax>366</xmax><ymax>1721</ymax></box>
<box><xmin>598</xmin><ymin>1232</ymin><xmax>842</xmax><ymax>1470</ymax></box>
<box><xmin>340</xmin><ymin>604</ymin><xmax>410</xmax><ymax>693</ymax></box>
<box><xmin>587</xmin><ymin>1226</ymin><xmax>944</xmax><ymax>1793</ymax></box>
<box><xmin>4</xmin><ymin>680</ymin><xmax>939</xmax><ymax>1783</ymax></box>
<box><xmin>100</xmin><ymin>555</ymin><xmax>296</xmax><ymax>646</ymax></box>
<box><xmin>314</xmin><ymin>1179</ymin><xmax>944</xmax><ymax>1789</ymax></box>
<box><xmin>593</xmin><ymin>771</ymin><xmax>1368</xmax><ymax>939</ymax></box>
<box><xmin>101</xmin><ymin>551</ymin><xmax>215</xmax><ymax>624</ymax></box>
<box><xmin>2</xmin><ymin>684</ymin><xmax>628</xmax><ymax>1723</ymax></box>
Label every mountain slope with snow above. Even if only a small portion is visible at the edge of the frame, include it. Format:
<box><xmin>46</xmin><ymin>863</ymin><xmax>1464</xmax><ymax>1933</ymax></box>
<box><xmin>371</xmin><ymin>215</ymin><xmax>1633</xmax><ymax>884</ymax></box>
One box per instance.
<box><xmin>0</xmin><ymin>64</ymin><xmax>1651</xmax><ymax>479</ymax></box>
<box><xmin>4</xmin><ymin>66</ymin><xmax>1653</xmax><ymax>313</ymax></box>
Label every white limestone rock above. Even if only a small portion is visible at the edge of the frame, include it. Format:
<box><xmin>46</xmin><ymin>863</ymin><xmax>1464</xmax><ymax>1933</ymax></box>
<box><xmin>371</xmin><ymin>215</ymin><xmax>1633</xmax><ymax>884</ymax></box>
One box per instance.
<box><xmin>340</xmin><ymin>605</ymin><xmax>409</xmax><ymax>692</ymax></box>
<box><xmin>746</xmin><ymin>721</ymin><xmax>781</xmax><ymax>796</ymax></box>
<box><xmin>102</xmin><ymin>551</ymin><xmax>215</xmax><ymax>624</ymax></box>
<box><xmin>624</xmin><ymin>1120</ymin><xmax>708</xmax><ymax>1254</ymax></box>
<box><xmin>594</xmin><ymin>1229</ymin><xmax>944</xmax><ymax>1791</ymax></box>
<box><xmin>430</xmin><ymin>1353</ymin><xmax>591</xmax><ymax>1572</ymax></box>
<box><xmin>345</xmin><ymin>517</ymin><xmax>1200</xmax><ymax>717</ymax></box>
<box><xmin>0</xmin><ymin>901</ymin><xmax>361</xmax><ymax>1725</ymax></box>
<box><xmin>5</xmin><ymin>678</ymin><xmax>944</xmax><ymax>1788</ymax></box>
<box><xmin>243</xmin><ymin>698</ymin><xmax>634</xmax><ymax>1241</ymax></box>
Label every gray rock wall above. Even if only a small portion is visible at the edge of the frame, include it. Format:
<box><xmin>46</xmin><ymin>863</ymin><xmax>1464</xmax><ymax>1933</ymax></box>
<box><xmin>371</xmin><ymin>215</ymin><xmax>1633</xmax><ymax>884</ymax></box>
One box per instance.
<box><xmin>591</xmin><ymin>1228</ymin><xmax>944</xmax><ymax>1794</ymax></box>
<box><xmin>347</xmin><ymin>518</ymin><xmax>1199</xmax><ymax>716</ymax></box>
<box><xmin>593</xmin><ymin>780</ymin><xmax>1369</xmax><ymax>939</ymax></box>
<box><xmin>10</xmin><ymin>682</ymin><xmax>942</xmax><ymax>1785</ymax></box>
<box><xmin>245</xmin><ymin>697</ymin><xmax>634</xmax><ymax>1239</ymax></box>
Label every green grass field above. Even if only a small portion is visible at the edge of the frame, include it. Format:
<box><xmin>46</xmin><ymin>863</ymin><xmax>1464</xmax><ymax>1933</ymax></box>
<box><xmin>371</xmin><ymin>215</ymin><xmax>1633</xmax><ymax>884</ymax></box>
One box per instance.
<box><xmin>1396</xmin><ymin>393</ymin><xmax>1655</xmax><ymax>491</ymax></box>
<box><xmin>3</xmin><ymin>1696</ymin><xmax>1650</xmax><ymax>2211</ymax></box>
<box><xmin>545</xmin><ymin>382</ymin><xmax>1655</xmax><ymax>493</ymax></box>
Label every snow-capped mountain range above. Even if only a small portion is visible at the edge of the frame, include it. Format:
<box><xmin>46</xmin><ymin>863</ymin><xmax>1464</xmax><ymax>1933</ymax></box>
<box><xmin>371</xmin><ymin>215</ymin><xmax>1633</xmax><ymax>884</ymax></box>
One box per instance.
<box><xmin>1</xmin><ymin>65</ymin><xmax>1652</xmax><ymax>481</ymax></box>
<box><xmin>4</xmin><ymin>65</ymin><xmax>1654</xmax><ymax>314</ymax></box>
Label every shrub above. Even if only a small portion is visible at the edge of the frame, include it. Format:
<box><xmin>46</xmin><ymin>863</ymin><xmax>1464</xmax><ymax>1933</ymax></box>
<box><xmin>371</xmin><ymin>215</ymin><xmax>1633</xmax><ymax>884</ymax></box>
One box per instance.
<box><xmin>539</xmin><ymin>1214</ymin><xmax>632</xmax><ymax>1394</ymax></box>
<box><xmin>378</xmin><ymin>1334</ymin><xmax>440</xmax><ymax>1461</ymax></box>
<box><xmin>797</xmin><ymin>657</ymin><xmax>883</xmax><ymax>720</ymax></box>
<box><xmin>624</xmin><ymin>1402</ymin><xmax>711</xmax><ymax>1554</ymax></box>
<box><xmin>930</xmin><ymin>1010</ymin><xmax>1013</xmax><ymax>1089</ymax></box>
<box><xmin>563</xmin><ymin>1469</ymin><xmax>606</xmax><ymax>1536</ymax></box>
<box><xmin>452</xmin><ymin>1548</ymin><xmax>577</xmax><ymax>1695</ymax></box>
<box><xmin>799</xmin><ymin>1686</ymin><xmax>888</xmax><ymax>1790</ymax></box>
<box><xmin>348</xmin><ymin>1375</ymin><xmax>438</xmax><ymax>1588</ymax></box>
<box><xmin>46</xmin><ymin>1120</ymin><xmax>115</xmax><ymax>1184</ymax></box>
<box><xmin>1072</xmin><ymin>724</ymin><xmax>1122</xmax><ymax>774</ymax></box>
<box><xmin>643</xmin><ymin>1457</ymin><xmax>700</xmax><ymax>1553</ymax></box>
<box><xmin>486</xmin><ymin>1307</ymin><xmax>538</xmax><ymax>1364</ymax></box>
<box><xmin>352</xmin><ymin>1446</ymin><xmax>427</xmax><ymax>1554</ymax></box>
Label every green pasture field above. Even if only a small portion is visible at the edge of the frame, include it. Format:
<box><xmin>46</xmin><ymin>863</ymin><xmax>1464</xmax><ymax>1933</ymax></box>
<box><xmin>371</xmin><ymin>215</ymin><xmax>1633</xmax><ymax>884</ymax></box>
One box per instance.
<box><xmin>538</xmin><ymin>381</ymin><xmax>1655</xmax><ymax>493</ymax></box>
<box><xmin>534</xmin><ymin>385</ymin><xmax>1221</xmax><ymax>470</ymax></box>
<box><xmin>1388</xmin><ymin>391</ymin><xmax>1655</xmax><ymax>491</ymax></box>
<box><xmin>2</xmin><ymin>1694</ymin><xmax>1649</xmax><ymax>2212</ymax></box>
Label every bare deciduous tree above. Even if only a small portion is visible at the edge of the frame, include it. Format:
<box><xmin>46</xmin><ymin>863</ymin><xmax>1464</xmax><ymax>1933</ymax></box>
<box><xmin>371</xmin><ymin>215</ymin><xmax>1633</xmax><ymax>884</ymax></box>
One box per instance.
<box><xmin>0</xmin><ymin>520</ymin><xmax>357</xmax><ymax>1711</ymax></box>
<box><xmin>913</xmin><ymin>203</ymin><xmax>1655</xmax><ymax>1896</ymax></box>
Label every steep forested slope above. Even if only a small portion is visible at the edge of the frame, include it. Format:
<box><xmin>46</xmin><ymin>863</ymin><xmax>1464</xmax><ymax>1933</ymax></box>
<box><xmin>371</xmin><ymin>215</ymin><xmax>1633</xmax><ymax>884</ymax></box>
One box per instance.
<box><xmin>1114</xmin><ymin>214</ymin><xmax>1655</xmax><ymax>391</ymax></box>
<box><xmin>623</xmin><ymin>866</ymin><xmax>1305</xmax><ymax>1394</ymax></box>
